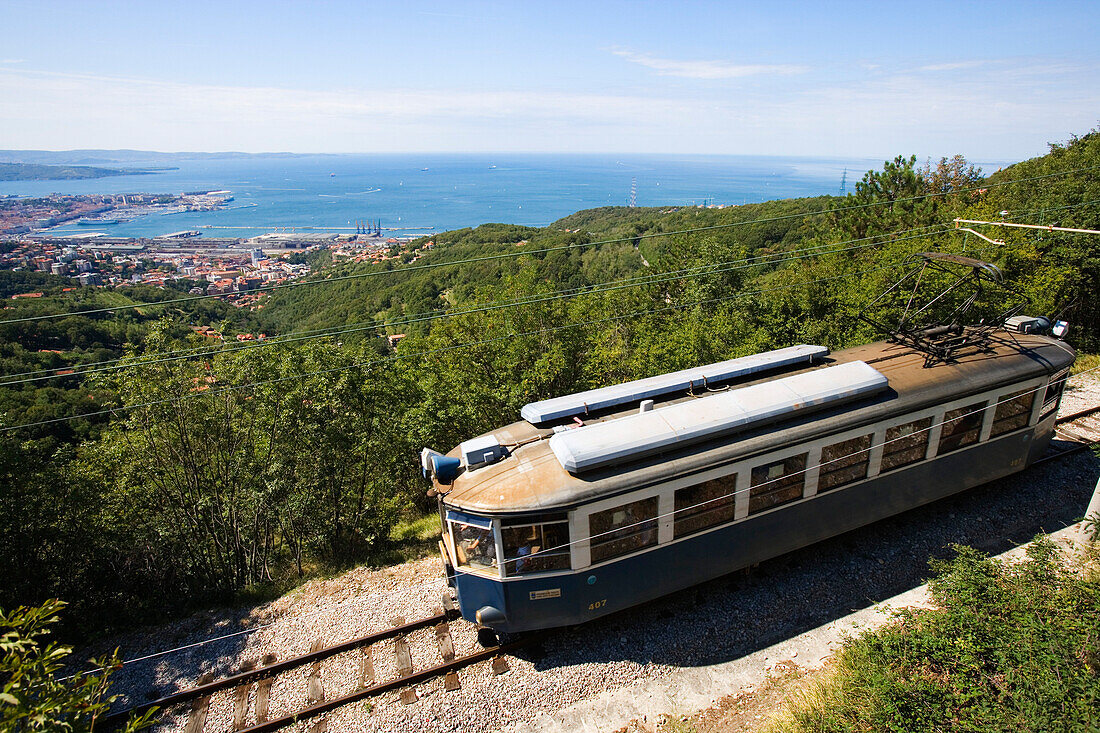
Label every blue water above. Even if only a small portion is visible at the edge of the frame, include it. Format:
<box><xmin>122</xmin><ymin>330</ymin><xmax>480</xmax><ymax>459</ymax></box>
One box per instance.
<box><xmin>2</xmin><ymin>154</ymin><xmax>882</xmax><ymax>238</ymax></box>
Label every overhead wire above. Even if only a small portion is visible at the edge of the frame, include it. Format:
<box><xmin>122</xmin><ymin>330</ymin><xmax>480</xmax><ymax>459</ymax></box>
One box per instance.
<box><xmin>22</xmin><ymin>183</ymin><xmax>1097</xmax><ymax>386</ymax></box>
<box><xmin>0</xmin><ymin>259</ymin><xmax>920</xmax><ymax>433</ymax></box>
<box><xmin>30</xmin><ymin>174</ymin><xmax>1100</xmax><ymax>674</ymax></box>
<box><xmin>0</xmin><ymin>223</ymin><xmax>949</xmax><ymax>387</ymax></box>
<box><xmin>59</xmin><ymin>355</ymin><xmax>1098</xmax><ymax>679</ymax></box>
<box><xmin>1</xmin><ymin>211</ymin><xmax>1069</xmax><ymax>427</ymax></box>
<box><xmin>4</xmin><ymin>161</ymin><xmax>1098</xmax><ymax>326</ymax></box>
<box><xmin>5</xmin><ymin>198</ymin><xmax>1092</xmax><ymax>425</ymax></box>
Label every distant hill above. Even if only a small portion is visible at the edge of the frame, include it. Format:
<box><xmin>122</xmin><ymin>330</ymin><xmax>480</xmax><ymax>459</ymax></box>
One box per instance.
<box><xmin>0</xmin><ymin>149</ymin><xmax>334</xmax><ymax>165</ymax></box>
<box><xmin>0</xmin><ymin>162</ymin><xmax>174</xmax><ymax>181</ymax></box>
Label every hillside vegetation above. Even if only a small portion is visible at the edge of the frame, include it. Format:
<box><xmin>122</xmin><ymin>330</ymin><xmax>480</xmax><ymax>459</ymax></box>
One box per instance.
<box><xmin>0</xmin><ymin>162</ymin><xmax>157</xmax><ymax>180</ymax></box>
<box><xmin>1</xmin><ymin>131</ymin><xmax>1098</xmax><ymax>636</ymax></box>
<box><xmin>773</xmin><ymin>538</ymin><xmax>1100</xmax><ymax>733</ymax></box>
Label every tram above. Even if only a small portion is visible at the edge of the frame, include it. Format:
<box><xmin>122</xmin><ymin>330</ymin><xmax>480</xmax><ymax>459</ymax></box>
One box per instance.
<box><xmin>422</xmin><ymin>321</ymin><xmax>1074</xmax><ymax>634</ymax></box>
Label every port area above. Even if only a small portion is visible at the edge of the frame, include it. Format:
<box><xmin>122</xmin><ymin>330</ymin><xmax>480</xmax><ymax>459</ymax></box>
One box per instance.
<box><xmin>1</xmin><ymin>196</ymin><xmax>431</xmax><ymax>295</ymax></box>
<box><xmin>0</xmin><ymin>191</ymin><xmax>234</xmax><ymax>235</ymax></box>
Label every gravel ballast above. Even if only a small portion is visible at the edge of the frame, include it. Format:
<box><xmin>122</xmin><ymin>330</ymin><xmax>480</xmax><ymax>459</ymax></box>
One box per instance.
<box><xmin>83</xmin><ymin>374</ymin><xmax>1100</xmax><ymax>732</ymax></box>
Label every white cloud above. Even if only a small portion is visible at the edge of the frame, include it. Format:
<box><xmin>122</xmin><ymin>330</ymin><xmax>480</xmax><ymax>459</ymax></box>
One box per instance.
<box><xmin>0</xmin><ymin>62</ymin><xmax>1095</xmax><ymax>160</ymax></box>
<box><xmin>919</xmin><ymin>60</ymin><xmax>991</xmax><ymax>72</ymax></box>
<box><xmin>0</xmin><ymin>59</ymin><xmax>25</xmax><ymax>64</ymax></box>
<box><xmin>610</xmin><ymin>48</ymin><xmax>807</xmax><ymax>79</ymax></box>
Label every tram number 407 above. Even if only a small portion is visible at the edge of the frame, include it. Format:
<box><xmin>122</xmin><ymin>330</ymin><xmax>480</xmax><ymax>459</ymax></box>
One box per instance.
<box><xmin>588</xmin><ymin>599</ymin><xmax>607</xmax><ymax>611</ymax></box>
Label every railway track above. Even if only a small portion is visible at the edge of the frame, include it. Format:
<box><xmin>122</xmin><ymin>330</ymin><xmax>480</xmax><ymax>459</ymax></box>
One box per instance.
<box><xmin>102</xmin><ymin>403</ymin><xmax>1100</xmax><ymax>732</ymax></box>
<box><xmin>102</xmin><ymin>598</ymin><xmax>542</xmax><ymax>732</ymax></box>
<box><xmin>1036</xmin><ymin>403</ymin><xmax>1100</xmax><ymax>465</ymax></box>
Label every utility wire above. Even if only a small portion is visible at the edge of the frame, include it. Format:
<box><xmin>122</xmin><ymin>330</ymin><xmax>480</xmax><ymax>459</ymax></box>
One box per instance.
<box><xmin>0</xmin><ymin>222</ymin><xmax>942</xmax><ymax>382</ymax></box>
<box><xmin>73</xmin><ymin>362</ymin><xmax>1097</xmax><ymax>675</ymax></box>
<box><xmin>21</xmin><ymin>186</ymin><xmax>1096</xmax><ymax>386</ymax></box>
<box><xmin>0</xmin><ymin>224</ymin><xmax>948</xmax><ymax>387</ymax></box>
<box><xmin>0</xmin><ymin>218</ymin><xmax>1062</xmax><ymax>426</ymax></box>
<box><xmin>29</xmin><ymin>178</ymin><xmax>1100</xmax><ymax>677</ymax></box>
<box><xmin>4</xmin><ymin>162</ymin><xmax>1097</xmax><ymax>326</ymax></box>
<box><xmin>0</xmin><ymin>261</ymin><xmax>916</xmax><ymax>433</ymax></box>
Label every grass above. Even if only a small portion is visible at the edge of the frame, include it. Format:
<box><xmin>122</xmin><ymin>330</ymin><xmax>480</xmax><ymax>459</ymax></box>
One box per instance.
<box><xmin>390</xmin><ymin>513</ymin><xmax>440</xmax><ymax>543</ymax></box>
<box><xmin>230</xmin><ymin>515</ymin><xmax>442</xmax><ymax>610</ymax></box>
<box><xmin>1072</xmin><ymin>352</ymin><xmax>1100</xmax><ymax>376</ymax></box>
<box><xmin>380</xmin><ymin>513</ymin><xmax>441</xmax><ymax>565</ymax></box>
<box><xmin>770</xmin><ymin>537</ymin><xmax>1100</xmax><ymax>733</ymax></box>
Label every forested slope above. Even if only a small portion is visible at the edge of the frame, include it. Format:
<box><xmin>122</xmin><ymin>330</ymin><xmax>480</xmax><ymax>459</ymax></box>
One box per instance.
<box><xmin>2</xmin><ymin>131</ymin><xmax>1098</xmax><ymax>637</ymax></box>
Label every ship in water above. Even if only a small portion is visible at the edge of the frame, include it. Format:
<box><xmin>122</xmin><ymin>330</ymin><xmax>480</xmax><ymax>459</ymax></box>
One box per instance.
<box><xmin>77</xmin><ymin>217</ymin><xmax>119</xmax><ymax>225</ymax></box>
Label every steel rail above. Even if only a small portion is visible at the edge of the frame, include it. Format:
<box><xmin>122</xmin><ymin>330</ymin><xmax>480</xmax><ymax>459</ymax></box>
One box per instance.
<box><xmin>101</xmin><ymin>404</ymin><xmax>1100</xmax><ymax>729</ymax></box>
<box><xmin>99</xmin><ymin>609</ymin><xmax>457</xmax><ymax>728</ymax></box>
<box><xmin>237</xmin><ymin>631</ymin><xmax>549</xmax><ymax>733</ymax></box>
<box><xmin>1055</xmin><ymin>403</ymin><xmax>1100</xmax><ymax>424</ymax></box>
<box><xmin>1031</xmin><ymin>404</ymin><xmax>1100</xmax><ymax>466</ymax></box>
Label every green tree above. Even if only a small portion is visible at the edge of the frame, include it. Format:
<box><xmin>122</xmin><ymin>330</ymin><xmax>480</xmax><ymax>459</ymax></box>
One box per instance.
<box><xmin>0</xmin><ymin>599</ymin><xmax>155</xmax><ymax>732</ymax></box>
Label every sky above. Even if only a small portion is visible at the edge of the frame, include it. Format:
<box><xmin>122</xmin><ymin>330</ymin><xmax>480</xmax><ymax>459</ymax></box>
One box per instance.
<box><xmin>1</xmin><ymin>0</ymin><xmax>1098</xmax><ymax>161</ymax></box>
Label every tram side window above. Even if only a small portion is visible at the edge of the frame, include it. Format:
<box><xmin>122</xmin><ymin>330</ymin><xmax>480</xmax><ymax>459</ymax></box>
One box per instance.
<box><xmin>938</xmin><ymin>402</ymin><xmax>986</xmax><ymax>454</ymax></box>
<box><xmin>749</xmin><ymin>453</ymin><xmax>807</xmax><ymax>515</ymax></box>
<box><xmin>990</xmin><ymin>389</ymin><xmax>1035</xmax><ymax>438</ymax></box>
<box><xmin>502</xmin><ymin>515</ymin><xmax>571</xmax><ymax>576</ymax></box>
<box><xmin>881</xmin><ymin>417</ymin><xmax>933</xmax><ymax>472</ymax></box>
<box><xmin>1042</xmin><ymin>369</ymin><xmax>1069</xmax><ymax>419</ymax></box>
<box><xmin>817</xmin><ymin>434</ymin><xmax>873</xmax><ymax>492</ymax></box>
<box><xmin>451</xmin><ymin>521</ymin><xmax>497</xmax><ymax>572</ymax></box>
<box><xmin>589</xmin><ymin>497</ymin><xmax>658</xmax><ymax>563</ymax></box>
<box><xmin>674</xmin><ymin>473</ymin><xmax>737</xmax><ymax>538</ymax></box>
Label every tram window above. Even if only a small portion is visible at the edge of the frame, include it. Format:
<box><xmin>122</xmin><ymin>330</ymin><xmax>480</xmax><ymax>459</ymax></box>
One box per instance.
<box><xmin>674</xmin><ymin>473</ymin><xmax>737</xmax><ymax>538</ymax></box>
<box><xmin>990</xmin><ymin>389</ymin><xmax>1035</xmax><ymax>437</ymax></box>
<box><xmin>749</xmin><ymin>453</ymin><xmax>806</xmax><ymax>514</ymax></box>
<box><xmin>938</xmin><ymin>402</ymin><xmax>986</xmax><ymax>454</ymax></box>
<box><xmin>589</xmin><ymin>497</ymin><xmax>658</xmax><ymax>563</ymax></box>
<box><xmin>450</xmin><ymin>521</ymin><xmax>497</xmax><ymax>572</ymax></box>
<box><xmin>881</xmin><ymin>417</ymin><xmax>933</xmax><ymax>472</ymax></box>
<box><xmin>818</xmin><ymin>434</ymin><xmax>873</xmax><ymax>492</ymax></box>
<box><xmin>1043</xmin><ymin>370</ymin><xmax>1069</xmax><ymax>416</ymax></box>
<box><xmin>501</xmin><ymin>519</ymin><xmax>570</xmax><ymax>576</ymax></box>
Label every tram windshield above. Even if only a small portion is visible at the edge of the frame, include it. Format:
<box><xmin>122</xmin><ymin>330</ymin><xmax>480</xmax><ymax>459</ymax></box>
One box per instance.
<box><xmin>501</xmin><ymin>514</ymin><xmax>570</xmax><ymax>576</ymax></box>
<box><xmin>449</xmin><ymin>514</ymin><xmax>497</xmax><ymax>572</ymax></box>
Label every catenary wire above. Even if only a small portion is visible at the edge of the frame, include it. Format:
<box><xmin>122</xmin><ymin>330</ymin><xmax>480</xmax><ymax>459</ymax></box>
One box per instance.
<box><xmin>9</xmin><ymin>189</ymin><xmax>1098</xmax><ymax>383</ymax></box>
<box><xmin>30</xmin><ymin>171</ymin><xmax>1100</xmax><ymax>678</ymax></box>
<box><xmin>44</xmin><ymin>205</ymin><xmax>1100</xmax><ymax>676</ymax></box>
<box><xmin>0</xmin><ymin>224</ymin><xmax>949</xmax><ymax>387</ymax></box>
<box><xmin>0</xmin><ymin>260</ymin><xmax>918</xmax><ymax>433</ymax></box>
<box><xmin>2</xmin><ymin>222</ymin><xmax>941</xmax><ymax>381</ymax></box>
<box><xmin>0</xmin><ymin>230</ymin><xmax>1038</xmax><ymax>429</ymax></box>
<box><xmin>0</xmin><ymin>223</ymin><xmax>943</xmax><ymax>382</ymax></box>
<box><xmin>4</xmin><ymin>162</ymin><xmax>1097</xmax><ymax>326</ymax></box>
<box><xmin>43</xmin><ymin>236</ymin><xmax>1084</xmax><ymax>675</ymax></box>
<box><xmin>60</xmin><ymin>353</ymin><xmax>1096</xmax><ymax>680</ymax></box>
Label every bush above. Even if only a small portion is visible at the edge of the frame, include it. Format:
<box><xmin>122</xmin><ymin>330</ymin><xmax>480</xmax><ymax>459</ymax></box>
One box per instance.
<box><xmin>775</xmin><ymin>537</ymin><xmax>1100</xmax><ymax>732</ymax></box>
<box><xmin>0</xmin><ymin>599</ymin><xmax>155</xmax><ymax>731</ymax></box>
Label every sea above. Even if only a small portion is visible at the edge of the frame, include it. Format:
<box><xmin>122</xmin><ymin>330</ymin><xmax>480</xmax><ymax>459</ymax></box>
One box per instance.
<box><xmin>3</xmin><ymin>153</ymin><xmax>889</xmax><ymax>239</ymax></box>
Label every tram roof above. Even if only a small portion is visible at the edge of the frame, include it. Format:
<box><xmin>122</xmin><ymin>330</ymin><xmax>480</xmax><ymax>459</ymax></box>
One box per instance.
<box><xmin>439</xmin><ymin>331</ymin><xmax>1075</xmax><ymax>515</ymax></box>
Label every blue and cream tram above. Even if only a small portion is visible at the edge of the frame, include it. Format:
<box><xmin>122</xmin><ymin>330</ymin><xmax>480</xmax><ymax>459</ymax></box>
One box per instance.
<box><xmin>422</xmin><ymin>326</ymin><xmax>1075</xmax><ymax>634</ymax></box>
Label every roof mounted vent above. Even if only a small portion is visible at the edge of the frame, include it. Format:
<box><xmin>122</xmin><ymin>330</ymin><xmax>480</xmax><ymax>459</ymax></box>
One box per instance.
<box><xmin>460</xmin><ymin>435</ymin><xmax>508</xmax><ymax>470</ymax></box>
<box><xmin>521</xmin><ymin>344</ymin><xmax>829</xmax><ymax>424</ymax></box>
<box><xmin>549</xmin><ymin>360</ymin><xmax>888</xmax><ymax>473</ymax></box>
<box><xmin>1004</xmin><ymin>315</ymin><xmax>1051</xmax><ymax>335</ymax></box>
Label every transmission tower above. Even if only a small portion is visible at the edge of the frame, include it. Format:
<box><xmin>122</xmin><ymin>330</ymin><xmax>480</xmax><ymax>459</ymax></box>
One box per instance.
<box><xmin>629</xmin><ymin>177</ymin><xmax>637</xmax><ymax>208</ymax></box>
<box><xmin>838</xmin><ymin>168</ymin><xmax>848</xmax><ymax>195</ymax></box>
